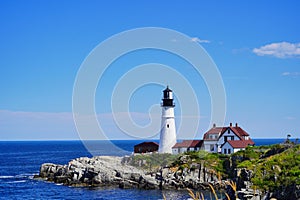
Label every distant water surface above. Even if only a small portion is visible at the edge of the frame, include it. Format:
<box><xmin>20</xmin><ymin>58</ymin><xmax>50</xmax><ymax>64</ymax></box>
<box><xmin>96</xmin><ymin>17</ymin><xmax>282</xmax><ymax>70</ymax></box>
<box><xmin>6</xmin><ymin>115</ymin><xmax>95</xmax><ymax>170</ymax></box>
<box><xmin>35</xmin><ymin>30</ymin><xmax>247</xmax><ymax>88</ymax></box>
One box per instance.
<box><xmin>0</xmin><ymin>139</ymin><xmax>290</xmax><ymax>199</ymax></box>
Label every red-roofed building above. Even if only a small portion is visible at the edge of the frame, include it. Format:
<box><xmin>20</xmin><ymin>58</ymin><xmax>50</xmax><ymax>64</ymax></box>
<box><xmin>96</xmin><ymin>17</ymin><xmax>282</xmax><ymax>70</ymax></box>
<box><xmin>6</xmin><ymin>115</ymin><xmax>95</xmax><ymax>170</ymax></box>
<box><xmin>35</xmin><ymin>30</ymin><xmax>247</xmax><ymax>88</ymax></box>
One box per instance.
<box><xmin>203</xmin><ymin>123</ymin><xmax>255</xmax><ymax>154</ymax></box>
<box><xmin>203</xmin><ymin>124</ymin><xmax>227</xmax><ymax>153</ymax></box>
<box><xmin>217</xmin><ymin>123</ymin><xmax>254</xmax><ymax>154</ymax></box>
<box><xmin>221</xmin><ymin>140</ymin><xmax>255</xmax><ymax>154</ymax></box>
<box><xmin>134</xmin><ymin>142</ymin><xmax>159</xmax><ymax>153</ymax></box>
<box><xmin>172</xmin><ymin>140</ymin><xmax>203</xmax><ymax>154</ymax></box>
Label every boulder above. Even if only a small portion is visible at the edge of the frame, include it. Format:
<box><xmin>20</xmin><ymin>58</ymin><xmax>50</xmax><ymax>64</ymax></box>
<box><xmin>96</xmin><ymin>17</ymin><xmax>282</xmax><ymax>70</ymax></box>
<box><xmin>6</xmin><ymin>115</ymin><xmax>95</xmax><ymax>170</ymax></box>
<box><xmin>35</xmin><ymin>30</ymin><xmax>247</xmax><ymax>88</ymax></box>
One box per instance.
<box><xmin>36</xmin><ymin>156</ymin><xmax>158</xmax><ymax>189</ymax></box>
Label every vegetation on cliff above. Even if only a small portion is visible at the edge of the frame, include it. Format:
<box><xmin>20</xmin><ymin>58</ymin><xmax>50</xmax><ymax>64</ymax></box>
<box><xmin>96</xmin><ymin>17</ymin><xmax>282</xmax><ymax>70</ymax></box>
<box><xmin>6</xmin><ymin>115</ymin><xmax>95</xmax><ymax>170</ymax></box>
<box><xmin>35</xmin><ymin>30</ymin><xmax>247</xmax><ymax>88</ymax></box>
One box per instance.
<box><xmin>126</xmin><ymin>153</ymin><xmax>179</xmax><ymax>171</ymax></box>
<box><xmin>128</xmin><ymin>150</ymin><xmax>229</xmax><ymax>177</ymax></box>
<box><xmin>171</xmin><ymin>151</ymin><xmax>228</xmax><ymax>177</ymax></box>
<box><xmin>233</xmin><ymin>143</ymin><xmax>300</xmax><ymax>191</ymax></box>
<box><xmin>128</xmin><ymin>142</ymin><xmax>299</xmax><ymax>199</ymax></box>
<box><xmin>129</xmin><ymin>142</ymin><xmax>299</xmax><ymax>188</ymax></box>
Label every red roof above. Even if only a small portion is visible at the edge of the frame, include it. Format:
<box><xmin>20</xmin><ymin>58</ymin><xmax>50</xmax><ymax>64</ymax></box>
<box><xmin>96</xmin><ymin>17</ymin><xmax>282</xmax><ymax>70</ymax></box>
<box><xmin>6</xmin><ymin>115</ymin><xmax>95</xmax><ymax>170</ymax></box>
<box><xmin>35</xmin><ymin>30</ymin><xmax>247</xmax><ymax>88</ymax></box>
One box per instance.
<box><xmin>217</xmin><ymin>126</ymin><xmax>250</xmax><ymax>141</ymax></box>
<box><xmin>173</xmin><ymin>140</ymin><xmax>203</xmax><ymax>148</ymax></box>
<box><xmin>203</xmin><ymin>127</ymin><xmax>227</xmax><ymax>140</ymax></box>
<box><xmin>230</xmin><ymin>127</ymin><xmax>249</xmax><ymax>137</ymax></box>
<box><xmin>204</xmin><ymin>124</ymin><xmax>252</xmax><ymax>141</ymax></box>
<box><xmin>226</xmin><ymin>140</ymin><xmax>254</xmax><ymax>148</ymax></box>
<box><xmin>134</xmin><ymin>141</ymin><xmax>159</xmax><ymax>147</ymax></box>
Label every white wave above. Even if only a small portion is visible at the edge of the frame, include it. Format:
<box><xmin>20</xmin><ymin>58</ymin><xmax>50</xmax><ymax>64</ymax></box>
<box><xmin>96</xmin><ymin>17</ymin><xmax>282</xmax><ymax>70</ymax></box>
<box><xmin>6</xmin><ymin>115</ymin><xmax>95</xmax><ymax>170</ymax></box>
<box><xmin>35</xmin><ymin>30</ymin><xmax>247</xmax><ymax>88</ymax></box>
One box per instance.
<box><xmin>0</xmin><ymin>176</ymin><xmax>14</xmax><ymax>179</ymax></box>
<box><xmin>19</xmin><ymin>173</ymin><xmax>35</xmax><ymax>176</ymax></box>
<box><xmin>28</xmin><ymin>175</ymin><xmax>35</xmax><ymax>179</ymax></box>
<box><xmin>7</xmin><ymin>180</ymin><xmax>27</xmax><ymax>183</ymax></box>
<box><xmin>15</xmin><ymin>173</ymin><xmax>35</xmax><ymax>178</ymax></box>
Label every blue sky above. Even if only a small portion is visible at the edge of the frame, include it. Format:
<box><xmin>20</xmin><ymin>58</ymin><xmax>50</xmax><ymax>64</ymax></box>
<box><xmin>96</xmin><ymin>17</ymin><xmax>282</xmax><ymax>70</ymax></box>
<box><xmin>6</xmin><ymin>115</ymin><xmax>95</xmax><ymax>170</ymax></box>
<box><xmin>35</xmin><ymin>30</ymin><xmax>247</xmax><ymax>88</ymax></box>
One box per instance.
<box><xmin>0</xmin><ymin>1</ymin><xmax>299</xmax><ymax>140</ymax></box>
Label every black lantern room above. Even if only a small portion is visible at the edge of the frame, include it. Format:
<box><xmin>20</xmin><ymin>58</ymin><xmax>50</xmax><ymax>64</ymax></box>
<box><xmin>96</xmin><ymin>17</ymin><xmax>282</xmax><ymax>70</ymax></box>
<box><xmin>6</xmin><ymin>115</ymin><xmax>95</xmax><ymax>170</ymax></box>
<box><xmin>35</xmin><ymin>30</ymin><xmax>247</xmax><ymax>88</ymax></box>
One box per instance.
<box><xmin>162</xmin><ymin>86</ymin><xmax>175</xmax><ymax>107</ymax></box>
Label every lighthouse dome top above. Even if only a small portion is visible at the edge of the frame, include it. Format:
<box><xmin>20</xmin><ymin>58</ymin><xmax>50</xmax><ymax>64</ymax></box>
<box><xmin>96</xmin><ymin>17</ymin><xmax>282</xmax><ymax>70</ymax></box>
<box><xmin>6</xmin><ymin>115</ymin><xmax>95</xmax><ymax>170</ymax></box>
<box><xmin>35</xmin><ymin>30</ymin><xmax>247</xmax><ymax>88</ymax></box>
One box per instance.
<box><xmin>163</xmin><ymin>86</ymin><xmax>172</xmax><ymax>92</ymax></box>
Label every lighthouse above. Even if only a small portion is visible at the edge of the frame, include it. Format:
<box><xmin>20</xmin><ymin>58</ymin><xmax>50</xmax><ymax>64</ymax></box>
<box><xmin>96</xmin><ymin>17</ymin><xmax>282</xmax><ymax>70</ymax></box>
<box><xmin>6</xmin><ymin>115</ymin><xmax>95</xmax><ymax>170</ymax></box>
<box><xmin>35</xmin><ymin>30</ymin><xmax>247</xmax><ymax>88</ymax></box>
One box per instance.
<box><xmin>158</xmin><ymin>86</ymin><xmax>177</xmax><ymax>154</ymax></box>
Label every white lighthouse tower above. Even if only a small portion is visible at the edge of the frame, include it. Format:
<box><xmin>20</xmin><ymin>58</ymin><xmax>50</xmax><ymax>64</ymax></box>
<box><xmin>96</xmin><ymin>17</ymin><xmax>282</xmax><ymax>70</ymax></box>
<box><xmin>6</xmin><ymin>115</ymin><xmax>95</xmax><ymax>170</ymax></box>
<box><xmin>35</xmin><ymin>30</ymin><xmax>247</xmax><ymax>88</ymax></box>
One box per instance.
<box><xmin>158</xmin><ymin>86</ymin><xmax>177</xmax><ymax>154</ymax></box>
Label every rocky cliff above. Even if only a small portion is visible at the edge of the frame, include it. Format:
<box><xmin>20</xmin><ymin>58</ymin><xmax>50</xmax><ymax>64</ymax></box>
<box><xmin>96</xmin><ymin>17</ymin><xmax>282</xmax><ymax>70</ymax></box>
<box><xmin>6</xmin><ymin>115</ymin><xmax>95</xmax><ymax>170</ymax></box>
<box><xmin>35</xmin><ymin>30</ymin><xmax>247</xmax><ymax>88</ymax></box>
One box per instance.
<box><xmin>36</xmin><ymin>154</ymin><xmax>226</xmax><ymax>191</ymax></box>
<box><xmin>230</xmin><ymin>143</ymin><xmax>300</xmax><ymax>200</ymax></box>
<box><xmin>36</xmin><ymin>156</ymin><xmax>159</xmax><ymax>189</ymax></box>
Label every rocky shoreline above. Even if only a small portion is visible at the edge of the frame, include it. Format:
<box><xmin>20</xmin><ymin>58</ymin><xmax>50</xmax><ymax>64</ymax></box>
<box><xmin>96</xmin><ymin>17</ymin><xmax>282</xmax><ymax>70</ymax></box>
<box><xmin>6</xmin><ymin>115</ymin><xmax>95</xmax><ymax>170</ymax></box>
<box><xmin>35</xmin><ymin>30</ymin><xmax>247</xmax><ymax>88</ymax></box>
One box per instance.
<box><xmin>35</xmin><ymin>144</ymin><xmax>300</xmax><ymax>200</ymax></box>
<box><xmin>36</xmin><ymin>156</ymin><xmax>158</xmax><ymax>189</ymax></box>
<box><xmin>35</xmin><ymin>155</ymin><xmax>219</xmax><ymax>190</ymax></box>
<box><xmin>35</xmin><ymin>155</ymin><xmax>264</xmax><ymax>200</ymax></box>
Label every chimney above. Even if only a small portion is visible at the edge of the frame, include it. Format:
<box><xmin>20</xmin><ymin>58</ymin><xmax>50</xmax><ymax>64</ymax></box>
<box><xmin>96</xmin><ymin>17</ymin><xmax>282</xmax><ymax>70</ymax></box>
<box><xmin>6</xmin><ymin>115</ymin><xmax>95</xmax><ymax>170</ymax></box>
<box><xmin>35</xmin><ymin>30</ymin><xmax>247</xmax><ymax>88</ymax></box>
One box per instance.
<box><xmin>213</xmin><ymin>123</ymin><xmax>216</xmax><ymax>128</ymax></box>
<box><xmin>230</xmin><ymin>122</ymin><xmax>232</xmax><ymax>127</ymax></box>
<box><xmin>235</xmin><ymin>123</ymin><xmax>238</xmax><ymax>127</ymax></box>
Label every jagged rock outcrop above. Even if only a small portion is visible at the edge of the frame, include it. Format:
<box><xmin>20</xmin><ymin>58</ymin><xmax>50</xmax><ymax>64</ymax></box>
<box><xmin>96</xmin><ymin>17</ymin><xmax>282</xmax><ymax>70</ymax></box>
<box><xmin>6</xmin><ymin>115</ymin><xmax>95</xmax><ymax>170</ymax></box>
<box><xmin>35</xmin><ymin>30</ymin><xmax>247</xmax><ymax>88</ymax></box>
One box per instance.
<box><xmin>160</xmin><ymin>164</ymin><xmax>224</xmax><ymax>190</ymax></box>
<box><xmin>37</xmin><ymin>156</ymin><xmax>159</xmax><ymax>189</ymax></box>
<box><xmin>36</xmin><ymin>155</ymin><xmax>225</xmax><ymax>190</ymax></box>
<box><xmin>122</xmin><ymin>154</ymin><xmax>224</xmax><ymax>190</ymax></box>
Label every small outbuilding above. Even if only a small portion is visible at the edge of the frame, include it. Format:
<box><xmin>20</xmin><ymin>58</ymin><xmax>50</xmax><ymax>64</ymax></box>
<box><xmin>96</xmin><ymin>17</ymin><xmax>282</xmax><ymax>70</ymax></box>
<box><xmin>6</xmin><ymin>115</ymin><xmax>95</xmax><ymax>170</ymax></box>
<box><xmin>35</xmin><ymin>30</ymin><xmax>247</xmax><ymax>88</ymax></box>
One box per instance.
<box><xmin>221</xmin><ymin>140</ymin><xmax>254</xmax><ymax>154</ymax></box>
<box><xmin>172</xmin><ymin>140</ymin><xmax>203</xmax><ymax>154</ymax></box>
<box><xmin>134</xmin><ymin>142</ymin><xmax>159</xmax><ymax>153</ymax></box>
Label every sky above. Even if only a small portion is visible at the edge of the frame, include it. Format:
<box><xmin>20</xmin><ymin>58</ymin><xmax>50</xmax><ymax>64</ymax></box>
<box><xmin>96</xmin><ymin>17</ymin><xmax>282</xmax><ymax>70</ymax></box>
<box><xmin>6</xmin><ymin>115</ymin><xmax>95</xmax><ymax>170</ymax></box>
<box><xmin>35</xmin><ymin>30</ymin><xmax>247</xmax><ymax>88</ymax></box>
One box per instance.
<box><xmin>0</xmin><ymin>1</ymin><xmax>299</xmax><ymax>140</ymax></box>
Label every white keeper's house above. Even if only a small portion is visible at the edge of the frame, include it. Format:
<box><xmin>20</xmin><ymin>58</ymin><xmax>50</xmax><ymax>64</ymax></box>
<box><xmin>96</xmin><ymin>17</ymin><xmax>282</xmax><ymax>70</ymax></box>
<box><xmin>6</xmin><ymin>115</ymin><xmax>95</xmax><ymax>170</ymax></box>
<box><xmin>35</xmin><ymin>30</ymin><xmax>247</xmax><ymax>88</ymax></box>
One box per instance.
<box><xmin>203</xmin><ymin>123</ymin><xmax>254</xmax><ymax>154</ymax></box>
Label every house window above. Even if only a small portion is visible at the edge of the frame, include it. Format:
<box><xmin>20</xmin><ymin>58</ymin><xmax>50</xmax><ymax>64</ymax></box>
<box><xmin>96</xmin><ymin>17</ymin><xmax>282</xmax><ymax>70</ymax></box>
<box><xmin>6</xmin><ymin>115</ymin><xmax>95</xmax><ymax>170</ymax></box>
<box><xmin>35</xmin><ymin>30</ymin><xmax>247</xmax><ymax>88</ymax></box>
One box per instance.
<box><xmin>210</xmin><ymin>144</ymin><xmax>214</xmax><ymax>151</ymax></box>
<box><xmin>228</xmin><ymin>129</ymin><xmax>230</xmax><ymax>134</ymax></box>
<box><xmin>224</xmin><ymin>149</ymin><xmax>227</xmax><ymax>154</ymax></box>
<box><xmin>167</xmin><ymin>124</ymin><xmax>169</xmax><ymax>128</ymax></box>
<box><xmin>228</xmin><ymin>149</ymin><xmax>231</xmax><ymax>154</ymax></box>
<box><xmin>231</xmin><ymin>136</ymin><xmax>234</xmax><ymax>140</ymax></box>
<box><xmin>224</xmin><ymin>136</ymin><xmax>228</xmax><ymax>142</ymax></box>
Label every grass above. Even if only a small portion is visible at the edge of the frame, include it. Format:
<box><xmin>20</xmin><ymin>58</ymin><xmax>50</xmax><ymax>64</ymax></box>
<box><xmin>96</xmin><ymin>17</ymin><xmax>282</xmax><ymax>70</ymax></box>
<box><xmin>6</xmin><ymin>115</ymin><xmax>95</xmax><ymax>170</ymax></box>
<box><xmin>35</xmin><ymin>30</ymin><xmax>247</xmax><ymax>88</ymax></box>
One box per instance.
<box><xmin>208</xmin><ymin>183</ymin><xmax>218</xmax><ymax>200</ymax></box>
<box><xmin>128</xmin><ymin>153</ymin><xmax>179</xmax><ymax>171</ymax></box>
<box><xmin>171</xmin><ymin>150</ymin><xmax>228</xmax><ymax>178</ymax></box>
<box><xmin>226</xmin><ymin>180</ymin><xmax>237</xmax><ymax>199</ymax></box>
<box><xmin>234</xmin><ymin>144</ymin><xmax>300</xmax><ymax>191</ymax></box>
<box><xmin>187</xmin><ymin>188</ymin><xmax>202</xmax><ymax>200</ymax></box>
<box><xmin>185</xmin><ymin>181</ymin><xmax>236</xmax><ymax>200</ymax></box>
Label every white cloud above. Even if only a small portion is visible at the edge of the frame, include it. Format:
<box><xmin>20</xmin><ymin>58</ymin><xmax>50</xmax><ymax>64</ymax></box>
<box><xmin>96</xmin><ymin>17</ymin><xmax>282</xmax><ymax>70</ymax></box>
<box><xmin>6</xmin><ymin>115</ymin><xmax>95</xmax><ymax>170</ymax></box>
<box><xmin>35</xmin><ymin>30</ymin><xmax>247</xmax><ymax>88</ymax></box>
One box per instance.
<box><xmin>282</xmin><ymin>72</ymin><xmax>291</xmax><ymax>76</ymax></box>
<box><xmin>0</xmin><ymin>110</ymin><xmax>207</xmax><ymax>140</ymax></box>
<box><xmin>253</xmin><ymin>42</ymin><xmax>300</xmax><ymax>58</ymax></box>
<box><xmin>285</xmin><ymin>116</ymin><xmax>296</xmax><ymax>120</ymax></box>
<box><xmin>0</xmin><ymin>110</ymin><xmax>77</xmax><ymax>140</ymax></box>
<box><xmin>281</xmin><ymin>72</ymin><xmax>300</xmax><ymax>77</ymax></box>
<box><xmin>0</xmin><ymin>110</ymin><xmax>162</xmax><ymax>140</ymax></box>
<box><xmin>190</xmin><ymin>37</ymin><xmax>210</xmax><ymax>43</ymax></box>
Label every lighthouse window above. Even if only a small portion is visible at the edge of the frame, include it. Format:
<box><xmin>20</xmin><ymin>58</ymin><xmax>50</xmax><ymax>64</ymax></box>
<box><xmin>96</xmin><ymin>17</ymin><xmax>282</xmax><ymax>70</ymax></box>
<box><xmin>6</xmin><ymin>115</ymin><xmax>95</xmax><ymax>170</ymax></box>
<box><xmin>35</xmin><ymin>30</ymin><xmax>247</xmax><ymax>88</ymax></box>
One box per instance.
<box><xmin>167</xmin><ymin>124</ymin><xmax>169</xmax><ymax>128</ymax></box>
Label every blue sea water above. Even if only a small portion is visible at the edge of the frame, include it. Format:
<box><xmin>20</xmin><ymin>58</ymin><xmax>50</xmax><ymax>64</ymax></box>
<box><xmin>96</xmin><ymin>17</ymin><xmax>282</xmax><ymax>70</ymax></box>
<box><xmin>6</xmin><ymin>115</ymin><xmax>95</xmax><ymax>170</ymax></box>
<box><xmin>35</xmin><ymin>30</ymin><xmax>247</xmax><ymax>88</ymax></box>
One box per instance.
<box><xmin>0</xmin><ymin>139</ymin><xmax>288</xmax><ymax>199</ymax></box>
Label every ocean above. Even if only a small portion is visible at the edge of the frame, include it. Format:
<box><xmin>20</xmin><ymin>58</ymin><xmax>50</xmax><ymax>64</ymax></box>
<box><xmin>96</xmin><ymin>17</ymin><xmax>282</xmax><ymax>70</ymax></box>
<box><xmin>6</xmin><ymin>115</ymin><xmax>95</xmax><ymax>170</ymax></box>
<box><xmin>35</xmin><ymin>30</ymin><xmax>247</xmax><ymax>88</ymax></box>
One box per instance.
<box><xmin>0</xmin><ymin>139</ymin><xmax>288</xmax><ymax>199</ymax></box>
